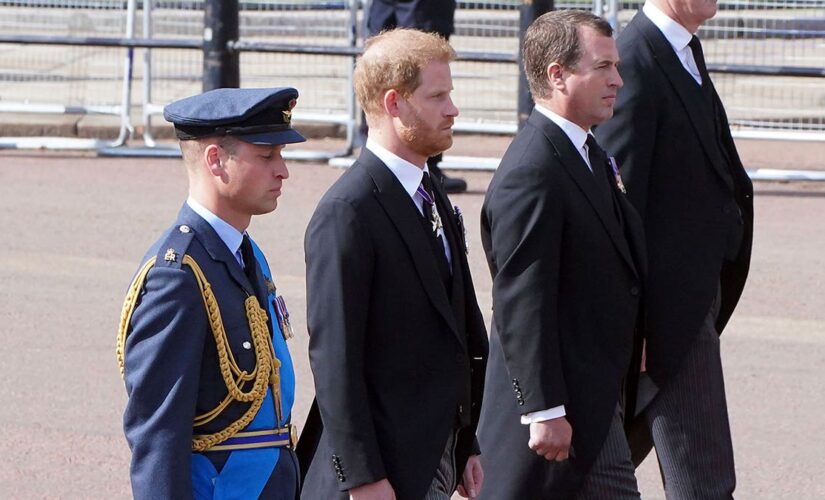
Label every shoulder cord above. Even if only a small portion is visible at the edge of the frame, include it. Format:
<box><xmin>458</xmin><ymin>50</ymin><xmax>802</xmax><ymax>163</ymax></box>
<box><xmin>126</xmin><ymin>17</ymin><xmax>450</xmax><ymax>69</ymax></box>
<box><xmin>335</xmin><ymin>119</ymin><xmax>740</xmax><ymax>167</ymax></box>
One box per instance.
<box><xmin>116</xmin><ymin>256</ymin><xmax>281</xmax><ymax>452</ymax></box>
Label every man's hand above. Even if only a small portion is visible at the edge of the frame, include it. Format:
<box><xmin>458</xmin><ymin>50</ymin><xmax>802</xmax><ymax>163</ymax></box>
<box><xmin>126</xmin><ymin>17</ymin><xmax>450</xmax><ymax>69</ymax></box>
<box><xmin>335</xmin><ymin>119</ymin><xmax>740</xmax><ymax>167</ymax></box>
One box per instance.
<box><xmin>456</xmin><ymin>454</ymin><xmax>483</xmax><ymax>498</ymax></box>
<box><xmin>528</xmin><ymin>417</ymin><xmax>572</xmax><ymax>461</ymax></box>
<box><xmin>349</xmin><ymin>479</ymin><xmax>396</xmax><ymax>500</ymax></box>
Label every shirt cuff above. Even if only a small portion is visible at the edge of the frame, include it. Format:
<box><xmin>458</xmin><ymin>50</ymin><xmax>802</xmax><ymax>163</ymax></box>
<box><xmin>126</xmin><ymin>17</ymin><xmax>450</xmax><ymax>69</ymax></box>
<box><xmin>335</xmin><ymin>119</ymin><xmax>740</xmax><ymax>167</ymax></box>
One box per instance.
<box><xmin>520</xmin><ymin>405</ymin><xmax>566</xmax><ymax>424</ymax></box>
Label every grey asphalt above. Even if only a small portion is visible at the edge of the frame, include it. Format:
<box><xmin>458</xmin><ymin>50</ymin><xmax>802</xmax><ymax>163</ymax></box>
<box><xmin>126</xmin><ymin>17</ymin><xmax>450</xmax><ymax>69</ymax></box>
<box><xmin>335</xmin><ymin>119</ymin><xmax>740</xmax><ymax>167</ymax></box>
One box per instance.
<box><xmin>0</xmin><ymin>135</ymin><xmax>824</xmax><ymax>499</ymax></box>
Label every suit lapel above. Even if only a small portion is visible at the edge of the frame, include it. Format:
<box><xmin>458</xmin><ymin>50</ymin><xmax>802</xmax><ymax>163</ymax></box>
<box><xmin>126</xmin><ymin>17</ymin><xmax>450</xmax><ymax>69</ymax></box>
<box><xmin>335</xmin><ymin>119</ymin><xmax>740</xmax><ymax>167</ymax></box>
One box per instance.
<box><xmin>529</xmin><ymin>112</ymin><xmax>638</xmax><ymax>277</ymax></box>
<box><xmin>358</xmin><ymin>150</ymin><xmax>461</xmax><ymax>340</ymax></box>
<box><xmin>634</xmin><ymin>12</ymin><xmax>734</xmax><ymax>191</ymax></box>
<box><xmin>618</xmin><ymin>193</ymin><xmax>648</xmax><ymax>281</ymax></box>
<box><xmin>176</xmin><ymin>203</ymin><xmax>257</xmax><ymax>298</ymax></box>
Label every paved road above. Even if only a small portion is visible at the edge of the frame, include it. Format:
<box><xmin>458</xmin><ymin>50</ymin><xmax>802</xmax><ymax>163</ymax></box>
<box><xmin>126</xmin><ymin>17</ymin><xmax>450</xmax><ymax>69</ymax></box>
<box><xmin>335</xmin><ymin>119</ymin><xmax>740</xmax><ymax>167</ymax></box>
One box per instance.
<box><xmin>0</xmin><ymin>136</ymin><xmax>824</xmax><ymax>498</ymax></box>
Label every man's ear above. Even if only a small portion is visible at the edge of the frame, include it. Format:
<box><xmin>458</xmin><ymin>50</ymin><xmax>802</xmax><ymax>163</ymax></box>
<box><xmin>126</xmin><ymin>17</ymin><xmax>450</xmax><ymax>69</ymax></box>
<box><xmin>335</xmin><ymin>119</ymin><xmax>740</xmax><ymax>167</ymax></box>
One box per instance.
<box><xmin>383</xmin><ymin>89</ymin><xmax>402</xmax><ymax>118</ymax></box>
<box><xmin>204</xmin><ymin>143</ymin><xmax>224</xmax><ymax>177</ymax></box>
<box><xmin>547</xmin><ymin>62</ymin><xmax>566</xmax><ymax>92</ymax></box>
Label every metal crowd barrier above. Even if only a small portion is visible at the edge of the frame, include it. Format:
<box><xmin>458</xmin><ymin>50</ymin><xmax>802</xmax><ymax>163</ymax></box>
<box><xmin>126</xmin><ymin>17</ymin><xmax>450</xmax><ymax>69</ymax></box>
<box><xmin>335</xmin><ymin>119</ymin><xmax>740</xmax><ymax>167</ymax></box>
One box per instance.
<box><xmin>0</xmin><ymin>0</ymin><xmax>137</xmax><ymax>149</ymax></box>
<box><xmin>0</xmin><ymin>0</ymin><xmax>823</xmax><ymax>164</ymax></box>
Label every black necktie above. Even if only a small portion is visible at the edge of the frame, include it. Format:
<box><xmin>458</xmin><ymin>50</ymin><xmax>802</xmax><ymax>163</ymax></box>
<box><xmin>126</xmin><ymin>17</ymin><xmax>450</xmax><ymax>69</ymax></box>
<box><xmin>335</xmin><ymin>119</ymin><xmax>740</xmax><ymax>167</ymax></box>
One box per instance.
<box><xmin>239</xmin><ymin>234</ymin><xmax>258</xmax><ymax>285</ymax></box>
<box><xmin>689</xmin><ymin>36</ymin><xmax>730</xmax><ymax>160</ymax></box>
<box><xmin>585</xmin><ymin>135</ymin><xmax>623</xmax><ymax>226</ymax></box>
<box><xmin>585</xmin><ymin>134</ymin><xmax>608</xmax><ymax>173</ymax></box>
<box><xmin>585</xmin><ymin>134</ymin><xmax>612</xmax><ymax>192</ymax></box>
<box><xmin>688</xmin><ymin>35</ymin><xmax>711</xmax><ymax>90</ymax></box>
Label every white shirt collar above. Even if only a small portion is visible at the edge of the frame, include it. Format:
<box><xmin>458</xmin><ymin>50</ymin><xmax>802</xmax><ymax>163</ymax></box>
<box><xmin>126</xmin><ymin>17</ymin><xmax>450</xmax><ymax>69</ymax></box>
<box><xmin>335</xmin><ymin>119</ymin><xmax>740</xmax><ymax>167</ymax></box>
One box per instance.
<box><xmin>643</xmin><ymin>1</ymin><xmax>694</xmax><ymax>52</ymax></box>
<box><xmin>365</xmin><ymin>138</ymin><xmax>429</xmax><ymax>200</ymax></box>
<box><xmin>365</xmin><ymin>139</ymin><xmax>452</xmax><ymax>266</ymax></box>
<box><xmin>186</xmin><ymin>196</ymin><xmax>245</xmax><ymax>257</ymax></box>
<box><xmin>534</xmin><ymin>104</ymin><xmax>591</xmax><ymax>153</ymax></box>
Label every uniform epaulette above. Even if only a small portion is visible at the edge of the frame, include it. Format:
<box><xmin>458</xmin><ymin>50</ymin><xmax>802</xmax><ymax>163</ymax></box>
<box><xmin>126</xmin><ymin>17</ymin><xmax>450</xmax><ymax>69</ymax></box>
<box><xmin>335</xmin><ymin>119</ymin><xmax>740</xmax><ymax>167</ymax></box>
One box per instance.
<box><xmin>155</xmin><ymin>224</ymin><xmax>196</xmax><ymax>270</ymax></box>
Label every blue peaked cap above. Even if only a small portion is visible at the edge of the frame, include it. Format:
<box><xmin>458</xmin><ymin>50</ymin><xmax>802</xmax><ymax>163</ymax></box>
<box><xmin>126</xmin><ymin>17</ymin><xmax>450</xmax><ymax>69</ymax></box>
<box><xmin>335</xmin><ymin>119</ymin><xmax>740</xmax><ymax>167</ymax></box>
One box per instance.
<box><xmin>163</xmin><ymin>87</ymin><xmax>306</xmax><ymax>145</ymax></box>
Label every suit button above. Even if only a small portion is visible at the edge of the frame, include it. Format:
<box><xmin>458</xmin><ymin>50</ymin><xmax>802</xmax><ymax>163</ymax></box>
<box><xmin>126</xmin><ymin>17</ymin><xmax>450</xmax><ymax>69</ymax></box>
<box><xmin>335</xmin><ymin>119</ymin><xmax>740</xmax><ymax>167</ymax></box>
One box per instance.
<box><xmin>630</xmin><ymin>286</ymin><xmax>639</xmax><ymax>296</ymax></box>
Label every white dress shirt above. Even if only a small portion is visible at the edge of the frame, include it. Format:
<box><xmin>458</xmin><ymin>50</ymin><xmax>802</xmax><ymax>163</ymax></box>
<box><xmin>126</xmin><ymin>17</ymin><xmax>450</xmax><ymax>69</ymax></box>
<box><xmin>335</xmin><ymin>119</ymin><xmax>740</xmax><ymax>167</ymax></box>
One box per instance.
<box><xmin>643</xmin><ymin>1</ymin><xmax>704</xmax><ymax>85</ymax></box>
<box><xmin>366</xmin><ymin>139</ymin><xmax>452</xmax><ymax>266</ymax></box>
<box><xmin>534</xmin><ymin>104</ymin><xmax>596</xmax><ymax>173</ymax></box>
<box><xmin>187</xmin><ymin>196</ymin><xmax>249</xmax><ymax>269</ymax></box>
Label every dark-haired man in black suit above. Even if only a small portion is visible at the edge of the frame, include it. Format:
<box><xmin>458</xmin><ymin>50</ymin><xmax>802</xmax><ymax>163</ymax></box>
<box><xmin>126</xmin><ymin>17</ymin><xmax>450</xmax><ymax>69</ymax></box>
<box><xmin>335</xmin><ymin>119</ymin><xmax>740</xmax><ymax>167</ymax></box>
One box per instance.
<box><xmin>477</xmin><ymin>10</ymin><xmax>646</xmax><ymax>500</ymax></box>
<box><xmin>301</xmin><ymin>28</ymin><xmax>488</xmax><ymax>500</ymax></box>
<box><xmin>595</xmin><ymin>0</ymin><xmax>754</xmax><ymax>497</ymax></box>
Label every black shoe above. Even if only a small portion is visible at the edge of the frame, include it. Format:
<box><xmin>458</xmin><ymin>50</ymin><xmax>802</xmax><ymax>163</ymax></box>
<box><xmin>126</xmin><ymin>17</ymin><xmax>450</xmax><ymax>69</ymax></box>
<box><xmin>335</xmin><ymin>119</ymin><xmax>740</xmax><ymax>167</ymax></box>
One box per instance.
<box><xmin>441</xmin><ymin>175</ymin><xmax>467</xmax><ymax>194</ymax></box>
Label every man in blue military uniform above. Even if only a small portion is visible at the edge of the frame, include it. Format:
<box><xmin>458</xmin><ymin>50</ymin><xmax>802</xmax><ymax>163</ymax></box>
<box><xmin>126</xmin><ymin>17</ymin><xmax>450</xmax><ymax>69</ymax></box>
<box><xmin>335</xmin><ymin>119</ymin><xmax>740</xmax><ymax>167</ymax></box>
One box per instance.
<box><xmin>117</xmin><ymin>87</ymin><xmax>305</xmax><ymax>499</ymax></box>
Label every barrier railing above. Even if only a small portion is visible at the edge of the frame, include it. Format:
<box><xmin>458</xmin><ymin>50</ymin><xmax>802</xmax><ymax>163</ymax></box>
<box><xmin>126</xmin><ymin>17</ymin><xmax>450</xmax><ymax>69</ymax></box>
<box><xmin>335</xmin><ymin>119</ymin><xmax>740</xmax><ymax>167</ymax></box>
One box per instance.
<box><xmin>611</xmin><ymin>0</ymin><xmax>825</xmax><ymax>140</ymax></box>
<box><xmin>0</xmin><ymin>0</ymin><xmax>137</xmax><ymax>149</ymax></box>
<box><xmin>0</xmin><ymin>0</ymin><xmax>823</xmax><ymax>158</ymax></box>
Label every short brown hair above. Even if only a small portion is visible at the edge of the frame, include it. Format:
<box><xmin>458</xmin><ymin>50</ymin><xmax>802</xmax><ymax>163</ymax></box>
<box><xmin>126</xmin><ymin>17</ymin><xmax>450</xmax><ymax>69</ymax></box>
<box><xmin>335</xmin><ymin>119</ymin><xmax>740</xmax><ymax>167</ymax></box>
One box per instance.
<box><xmin>354</xmin><ymin>28</ymin><xmax>455</xmax><ymax>117</ymax></box>
<box><xmin>179</xmin><ymin>135</ymin><xmax>239</xmax><ymax>169</ymax></box>
<box><xmin>523</xmin><ymin>10</ymin><xmax>613</xmax><ymax>100</ymax></box>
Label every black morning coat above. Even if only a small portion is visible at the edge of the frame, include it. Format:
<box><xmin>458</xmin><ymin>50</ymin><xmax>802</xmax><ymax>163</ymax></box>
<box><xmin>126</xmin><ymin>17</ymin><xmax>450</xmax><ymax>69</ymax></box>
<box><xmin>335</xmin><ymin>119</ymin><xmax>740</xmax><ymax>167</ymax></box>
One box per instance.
<box><xmin>298</xmin><ymin>148</ymin><xmax>489</xmax><ymax>500</ymax></box>
<box><xmin>594</xmin><ymin>10</ymin><xmax>754</xmax><ymax>462</ymax></box>
<box><xmin>476</xmin><ymin>110</ymin><xmax>647</xmax><ymax>499</ymax></box>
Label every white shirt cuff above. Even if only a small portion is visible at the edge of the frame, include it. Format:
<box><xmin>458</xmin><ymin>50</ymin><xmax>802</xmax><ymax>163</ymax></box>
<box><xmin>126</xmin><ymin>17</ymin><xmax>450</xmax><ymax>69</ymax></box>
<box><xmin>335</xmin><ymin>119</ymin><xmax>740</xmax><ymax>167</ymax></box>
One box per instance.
<box><xmin>520</xmin><ymin>405</ymin><xmax>566</xmax><ymax>424</ymax></box>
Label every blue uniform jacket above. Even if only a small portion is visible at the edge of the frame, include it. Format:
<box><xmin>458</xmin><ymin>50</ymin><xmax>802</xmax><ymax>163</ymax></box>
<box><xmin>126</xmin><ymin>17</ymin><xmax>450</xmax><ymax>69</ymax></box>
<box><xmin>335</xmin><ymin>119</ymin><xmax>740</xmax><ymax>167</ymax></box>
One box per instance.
<box><xmin>122</xmin><ymin>204</ymin><xmax>296</xmax><ymax>499</ymax></box>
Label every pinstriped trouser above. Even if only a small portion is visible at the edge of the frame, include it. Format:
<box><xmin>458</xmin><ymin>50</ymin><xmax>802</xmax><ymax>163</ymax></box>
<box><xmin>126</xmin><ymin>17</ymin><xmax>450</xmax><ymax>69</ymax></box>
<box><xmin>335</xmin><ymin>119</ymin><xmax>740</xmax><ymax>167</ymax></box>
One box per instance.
<box><xmin>423</xmin><ymin>430</ymin><xmax>458</xmax><ymax>500</ymax></box>
<box><xmin>577</xmin><ymin>405</ymin><xmax>641</xmax><ymax>500</ymax></box>
<box><xmin>645</xmin><ymin>286</ymin><xmax>736</xmax><ymax>499</ymax></box>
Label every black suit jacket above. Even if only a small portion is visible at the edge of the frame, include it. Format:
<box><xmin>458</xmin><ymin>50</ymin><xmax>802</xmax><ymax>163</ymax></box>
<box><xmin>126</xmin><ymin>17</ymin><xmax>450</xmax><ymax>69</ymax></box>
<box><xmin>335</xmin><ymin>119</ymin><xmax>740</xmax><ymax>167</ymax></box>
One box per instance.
<box><xmin>595</xmin><ymin>11</ymin><xmax>753</xmax><ymax>388</ymax></box>
<box><xmin>476</xmin><ymin>111</ymin><xmax>646</xmax><ymax>499</ymax></box>
<box><xmin>299</xmin><ymin>149</ymin><xmax>488</xmax><ymax>500</ymax></box>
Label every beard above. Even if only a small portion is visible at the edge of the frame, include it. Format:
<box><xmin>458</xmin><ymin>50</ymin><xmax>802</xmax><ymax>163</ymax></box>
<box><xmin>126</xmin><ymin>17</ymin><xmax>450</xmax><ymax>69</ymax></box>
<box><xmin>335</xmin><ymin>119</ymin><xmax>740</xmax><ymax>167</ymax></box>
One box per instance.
<box><xmin>398</xmin><ymin>107</ymin><xmax>454</xmax><ymax>159</ymax></box>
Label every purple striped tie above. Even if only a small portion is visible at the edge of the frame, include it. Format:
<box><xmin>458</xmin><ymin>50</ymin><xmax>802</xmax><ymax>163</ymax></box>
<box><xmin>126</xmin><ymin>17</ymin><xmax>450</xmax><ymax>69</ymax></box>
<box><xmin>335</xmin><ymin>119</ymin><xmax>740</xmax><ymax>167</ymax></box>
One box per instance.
<box><xmin>416</xmin><ymin>182</ymin><xmax>434</xmax><ymax>207</ymax></box>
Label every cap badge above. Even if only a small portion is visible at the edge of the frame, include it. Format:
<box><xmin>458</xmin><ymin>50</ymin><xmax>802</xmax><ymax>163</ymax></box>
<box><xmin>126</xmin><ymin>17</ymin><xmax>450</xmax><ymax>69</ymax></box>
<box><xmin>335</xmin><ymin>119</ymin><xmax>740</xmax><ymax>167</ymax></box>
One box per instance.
<box><xmin>282</xmin><ymin>98</ymin><xmax>297</xmax><ymax>124</ymax></box>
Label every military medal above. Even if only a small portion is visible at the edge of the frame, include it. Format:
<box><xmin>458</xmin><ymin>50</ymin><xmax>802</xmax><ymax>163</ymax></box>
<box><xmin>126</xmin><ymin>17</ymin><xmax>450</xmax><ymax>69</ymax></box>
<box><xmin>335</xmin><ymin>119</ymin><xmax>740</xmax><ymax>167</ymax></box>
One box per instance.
<box><xmin>608</xmin><ymin>156</ymin><xmax>626</xmax><ymax>194</ymax></box>
<box><xmin>430</xmin><ymin>210</ymin><xmax>443</xmax><ymax>235</ymax></box>
<box><xmin>274</xmin><ymin>295</ymin><xmax>294</xmax><ymax>340</ymax></box>
<box><xmin>264</xmin><ymin>276</ymin><xmax>292</xmax><ymax>340</ymax></box>
<box><xmin>454</xmin><ymin>205</ymin><xmax>469</xmax><ymax>254</ymax></box>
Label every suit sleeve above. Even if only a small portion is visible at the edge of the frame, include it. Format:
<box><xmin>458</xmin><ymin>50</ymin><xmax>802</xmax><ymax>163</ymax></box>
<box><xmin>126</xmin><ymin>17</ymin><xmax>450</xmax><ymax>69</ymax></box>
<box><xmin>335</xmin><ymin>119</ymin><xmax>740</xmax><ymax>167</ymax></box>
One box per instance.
<box><xmin>485</xmin><ymin>155</ymin><xmax>567</xmax><ymax>415</ymax></box>
<box><xmin>304</xmin><ymin>197</ymin><xmax>385</xmax><ymax>490</ymax></box>
<box><xmin>122</xmin><ymin>265</ymin><xmax>207</xmax><ymax>500</ymax></box>
<box><xmin>595</xmin><ymin>57</ymin><xmax>658</xmax><ymax>218</ymax></box>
